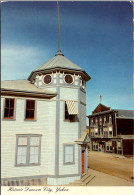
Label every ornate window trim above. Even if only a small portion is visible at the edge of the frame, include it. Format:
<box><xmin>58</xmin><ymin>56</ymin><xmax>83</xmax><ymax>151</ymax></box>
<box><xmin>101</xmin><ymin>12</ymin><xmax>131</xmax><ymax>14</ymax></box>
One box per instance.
<box><xmin>64</xmin><ymin>74</ymin><xmax>74</xmax><ymax>85</ymax></box>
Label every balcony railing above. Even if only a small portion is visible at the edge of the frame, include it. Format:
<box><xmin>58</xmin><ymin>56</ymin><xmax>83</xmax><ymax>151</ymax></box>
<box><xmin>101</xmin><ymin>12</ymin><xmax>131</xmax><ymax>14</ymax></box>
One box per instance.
<box><xmin>90</xmin><ymin>132</ymin><xmax>113</xmax><ymax>138</ymax></box>
<box><xmin>90</xmin><ymin>133</ymin><xmax>103</xmax><ymax>138</ymax></box>
<box><xmin>103</xmin><ymin>121</ymin><xmax>112</xmax><ymax>126</ymax></box>
<box><xmin>109</xmin><ymin>120</ymin><xmax>112</xmax><ymax>125</ymax></box>
<box><xmin>103</xmin><ymin>132</ymin><xmax>108</xmax><ymax>137</ymax></box>
<box><xmin>90</xmin><ymin>123</ymin><xmax>95</xmax><ymax>127</ymax></box>
<box><xmin>90</xmin><ymin>133</ymin><xmax>100</xmax><ymax>137</ymax></box>
<box><xmin>103</xmin><ymin>122</ymin><xmax>108</xmax><ymax>126</ymax></box>
<box><xmin>109</xmin><ymin>132</ymin><xmax>113</xmax><ymax>137</ymax></box>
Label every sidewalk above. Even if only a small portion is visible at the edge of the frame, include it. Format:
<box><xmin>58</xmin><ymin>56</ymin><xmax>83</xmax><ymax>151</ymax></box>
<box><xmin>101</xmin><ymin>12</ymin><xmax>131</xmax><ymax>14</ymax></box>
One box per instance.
<box><xmin>67</xmin><ymin>168</ymin><xmax>133</xmax><ymax>186</ymax></box>
<box><xmin>86</xmin><ymin>168</ymin><xmax>134</xmax><ymax>186</ymax></box>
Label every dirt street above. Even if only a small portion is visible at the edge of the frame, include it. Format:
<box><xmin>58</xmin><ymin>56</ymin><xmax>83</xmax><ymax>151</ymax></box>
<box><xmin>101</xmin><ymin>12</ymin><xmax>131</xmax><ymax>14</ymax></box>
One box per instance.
<box><xmin>87</xmin><ymin>168</ymin><xmax>133</xmax><ymax>186</ymax></box>
<box><xmin>88</xmin><ymin>151</ymin><xmax>134</xmax><ymax>182</ymax></box>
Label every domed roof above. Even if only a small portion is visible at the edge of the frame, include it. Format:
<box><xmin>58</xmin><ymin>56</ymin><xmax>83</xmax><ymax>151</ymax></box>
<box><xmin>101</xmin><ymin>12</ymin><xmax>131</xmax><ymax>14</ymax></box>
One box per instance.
<box><xmin>28</xmin><ymin>51</ymin><xmax>91</xmax><ymax>81</ymax></box>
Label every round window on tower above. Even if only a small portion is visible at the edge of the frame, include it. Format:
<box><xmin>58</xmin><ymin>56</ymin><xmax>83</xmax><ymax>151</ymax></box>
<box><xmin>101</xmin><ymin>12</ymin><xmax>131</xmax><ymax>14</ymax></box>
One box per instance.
<box><xmin>64</xmin><ymin>74</ymin><xmax>74</xmax><ymax>84</ymax></box>
<box><xmin>43</xmin><ymin>74</ymin><xmax>52</xmax><ymax>84</ymax></box>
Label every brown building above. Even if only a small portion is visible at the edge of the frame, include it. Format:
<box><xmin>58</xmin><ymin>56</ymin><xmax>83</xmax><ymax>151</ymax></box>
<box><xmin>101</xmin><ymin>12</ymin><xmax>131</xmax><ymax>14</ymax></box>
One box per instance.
<box><xmin>87</xmin><ymin>104</ymin><xmax>134</xmax><ymax>156</ymax></box>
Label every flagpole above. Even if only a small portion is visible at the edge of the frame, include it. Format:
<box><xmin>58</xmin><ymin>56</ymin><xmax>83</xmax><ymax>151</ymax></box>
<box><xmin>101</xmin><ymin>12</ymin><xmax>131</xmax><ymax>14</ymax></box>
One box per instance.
<box><xmin>57</xmin><ymin>1</ymin><xmax>61</xmax><ymax>52</ymax></box>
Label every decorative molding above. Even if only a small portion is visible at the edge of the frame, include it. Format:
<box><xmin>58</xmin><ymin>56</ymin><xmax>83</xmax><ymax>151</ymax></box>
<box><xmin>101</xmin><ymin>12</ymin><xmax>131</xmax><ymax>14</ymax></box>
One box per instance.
<box><xmin>1</xmin><ymin>90</ymin><xmax>56</xmax><ymax>99</ymax></box>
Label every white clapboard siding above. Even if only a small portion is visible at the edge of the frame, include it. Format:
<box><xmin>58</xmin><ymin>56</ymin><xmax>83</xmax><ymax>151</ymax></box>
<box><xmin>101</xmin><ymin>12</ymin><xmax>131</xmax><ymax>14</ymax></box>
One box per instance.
<box><xmin>80</xmin><ymin>89</ymin><xmax>86</xmax><ymax>104</ymax></box>
<box><xmin>59</xmin><ymin>101</ymin><xmax>79</xmax><ymax>175</ymax></box>
<box><xmin>60</xmin><ymin>87</ymin><xmax>78</xmax><ymax>100</ymax></box>
<box><xmin>1</xmin><ymin>96</ymin><xmax>56</xmax><ymax>178</ymax></box>
<box><xmin>47</xmin><ymin>175</ymin><xmax>81</xmax><ymax>185</ymax></box>
<box><xmin>59</xmin><ymin>144</ymin><xmax>79</xmax><ymax>175</ymax></box>
<box><xmin>79</xmin><ymin>89</ymin><xmax>86</xmax><ymax>134</ymax></box>
<box><xmin>80</xmin><ymin>103</ymin><xmax>86</xmax><ymax>134</ymax></box>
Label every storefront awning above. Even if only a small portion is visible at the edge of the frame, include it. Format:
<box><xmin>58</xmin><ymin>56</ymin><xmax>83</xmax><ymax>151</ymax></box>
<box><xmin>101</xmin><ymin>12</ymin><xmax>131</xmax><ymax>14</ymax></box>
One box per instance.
<box><xmin>66</xmin><ymin>100</ymin><xmax>78</xmax><ymax>115</ymax></box>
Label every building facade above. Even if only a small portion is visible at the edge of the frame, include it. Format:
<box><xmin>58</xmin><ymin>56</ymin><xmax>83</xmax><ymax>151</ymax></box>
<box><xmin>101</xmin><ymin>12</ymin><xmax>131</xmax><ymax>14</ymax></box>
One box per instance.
<box><xmin>88</xmin><ymin>104</ymin><xmax>134</xmax><ymax>156</ymax></box>
<box><xmin>1</xmin><ymin>51</ymin><xmax>90</xmax><ymax>186</ymax></box>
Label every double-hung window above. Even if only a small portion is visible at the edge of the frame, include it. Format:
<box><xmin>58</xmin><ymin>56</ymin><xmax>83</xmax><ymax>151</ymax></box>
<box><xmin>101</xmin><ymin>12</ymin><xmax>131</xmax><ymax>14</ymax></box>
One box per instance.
<box><xmin>104</xmin><ymin>117</ymin><xmax>106</xmax><ymax>123</ymax></box>
<box><xmin>4</xmin><ymin>98</ymin><xmax>15</xmax><ymax>119</ymax></box>
<box><xmin>25</xmin><ymin>100</ymin><xmax>35</xmax><ymax>120</ymax></box>
<box><xmin>64</xmin><ymin>145</ymin><xmax>75</xmax><ymax>165</ymax></box>
<box><xmin>117</xmin><ymin>141</ymin><xmax>121</xmax><ymax>150</ymax></box>
<box><xmin>16</xmin><ymin>135</ymin><xmax>41</xmax><ymax>166</ymax></box>
<box><xmin>106</xmin><ymin>142</ymin><xmax>112</xmax><ymax>151</ymax></box>
<box><xmin>95</xmin><ymin>128</ymin><xmax>98</xmax><ymax>135</ymax></box>
<box><xmin>17</xmin><ymin>136</ymin><xmax>27</xmax><ymax>165</ymax></box>
<box><xmin>109</xmin><ymin>127</ymin><xmax>113</xmax><ymax>135</ymax></box>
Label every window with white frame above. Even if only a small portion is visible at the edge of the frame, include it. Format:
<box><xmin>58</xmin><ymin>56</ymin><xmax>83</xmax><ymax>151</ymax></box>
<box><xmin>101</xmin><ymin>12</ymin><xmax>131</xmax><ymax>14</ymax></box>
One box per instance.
<box><xmin>91</xmin><ymin>128</ymin><xmax>94</xmax><ymax>136</ymax></box>
<box><xmin>95</xmin><ymin>128</ymin><xmax>98</xmax><ymax>135</ymax></box>
<box><xmin>104</xmin><ymin>127</ymin><xmax>108</xmax><ymax>136</ymax></box>
<box><xmin>106</xmin><ymin>142</ymin><xmax>112</xmax><ymax>151</ymax></box>
<box><xmin>64</xmin><ymin>145</ymin><xmax>74</xmax><ymax>165</ymax></box>
<box><xmin>99</xmin><ymin>117</ymin><xmax>102</xmax><ymax>125</ymax></box>
<box><xmin>109</xmin><ymin>126</ymin><xmax>113</xmax><ymax>135</ymax></box>
<box><xmin>16</xmin><ymin>135</ymin><xmax>41</xmax><ymax>166</ymax></box>
<box><xmin>117</xmin><ymin>141</ymin><xmax>121</xmax><ymax>150</ymax></box>
<box><xmin>93</xmin><ymin>142</ymin><xmax>98</xmax><ymax>150</ymax></box>
<box><xmin>104</xmin><ymin>116</ymin><xmax>106</xmax><ymax>123</ymax></box>
<box><xmin>109</xmin><ymin>115</ymin><xmax>112</xmax><ymax>122</ymax></box>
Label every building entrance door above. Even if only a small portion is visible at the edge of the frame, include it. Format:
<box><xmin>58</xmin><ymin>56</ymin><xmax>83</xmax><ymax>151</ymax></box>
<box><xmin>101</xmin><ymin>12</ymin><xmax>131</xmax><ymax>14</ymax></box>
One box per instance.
<box><xmin>99</xmin><ymin>142</ymin><xmax>105</xmax><ymax>152</ymax></box>
<box><xmin>99</xmin><ymin>143</ymin><xmax>101</xmax><ymax>152</ymax></box>
<box><xmin>81</xmin><ymin>151</ymin><xmax>85</xmax><ymax>174</ymax></box>
<box><xmin>112</xmin><ymin>141</ymin><xmax>117</xmax><ymax>154</ymax></box>
<box><xmin>101</xmin><ymin>143</ymin><xmax>105</xmax><ymax>152</ymax></box>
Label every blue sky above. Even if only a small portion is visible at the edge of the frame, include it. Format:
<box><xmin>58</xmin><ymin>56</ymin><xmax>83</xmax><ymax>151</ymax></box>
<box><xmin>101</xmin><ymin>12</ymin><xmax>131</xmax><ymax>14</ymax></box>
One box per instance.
<box><xmin>1</xmin><ymin>1</ymin><xmax>133</xmax><ymax>116</ymax></box>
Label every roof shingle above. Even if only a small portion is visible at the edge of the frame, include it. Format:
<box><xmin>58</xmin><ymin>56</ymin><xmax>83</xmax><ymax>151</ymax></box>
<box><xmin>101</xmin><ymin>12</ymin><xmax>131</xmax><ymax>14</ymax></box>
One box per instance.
<box><xmin>1</xmin><ymin>80</ymin><xmax>56</xmax><ymax>96</ymax></box>
<box><xmin>33</xmin><ymin>54</ymin><xmax>82</xmax><ymax>72</ymax></box>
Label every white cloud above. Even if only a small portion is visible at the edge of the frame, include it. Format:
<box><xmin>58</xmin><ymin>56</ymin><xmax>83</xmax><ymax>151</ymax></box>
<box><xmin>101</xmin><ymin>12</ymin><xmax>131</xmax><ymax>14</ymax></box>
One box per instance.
<box><xmin>1</xmin><ymin>44</ymin><xmax>51</xmax><ymax>80</ymax></box>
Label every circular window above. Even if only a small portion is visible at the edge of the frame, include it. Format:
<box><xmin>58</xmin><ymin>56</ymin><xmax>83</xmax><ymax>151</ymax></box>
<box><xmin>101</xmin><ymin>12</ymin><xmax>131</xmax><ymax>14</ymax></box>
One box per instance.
<box><xmin>64</xmin><ymin>74</ymin><xmax>73</xmax><ymax>84</ymax></box>
<box><xmin>44</xmin><ymin>75</ymin><xmax>52</xmax><ymax>84</ymax></box>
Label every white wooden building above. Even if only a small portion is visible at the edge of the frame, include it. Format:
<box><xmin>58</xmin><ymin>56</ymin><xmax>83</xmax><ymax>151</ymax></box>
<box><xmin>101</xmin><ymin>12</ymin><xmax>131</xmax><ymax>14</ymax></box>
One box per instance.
<box><xmin>1</xmin><ymin>50</ymin><xmax>91</xmax><ymax>185</ymax></box>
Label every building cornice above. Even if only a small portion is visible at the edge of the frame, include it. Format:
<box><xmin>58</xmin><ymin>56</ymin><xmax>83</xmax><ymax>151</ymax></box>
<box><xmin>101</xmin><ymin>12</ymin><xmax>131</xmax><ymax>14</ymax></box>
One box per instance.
<box><xmin>28</xmin><ymin>67</ymin><xmax>91</xmax><ymax>82</ymax></box>
<box><xmin>87</xmin><ymin>109</ymin><xmax>117</xmax><ymax>117</ymax></box>
<box><xmin>1</xmin><ymin>89</ymin><xmax>57</xmax><ymax>99</ymax></box>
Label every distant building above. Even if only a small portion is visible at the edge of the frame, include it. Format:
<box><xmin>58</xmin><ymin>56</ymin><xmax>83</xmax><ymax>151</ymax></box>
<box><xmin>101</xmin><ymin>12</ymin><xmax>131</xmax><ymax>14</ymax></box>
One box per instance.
<box><xmin>87</xmin><ymin>103</ymin><xmax>134</xmax><ymax>156</ymax></box>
